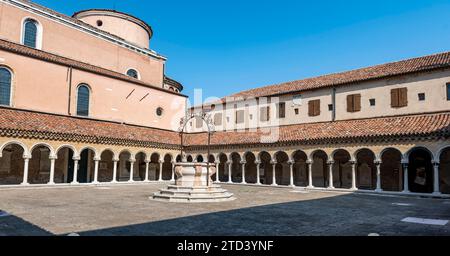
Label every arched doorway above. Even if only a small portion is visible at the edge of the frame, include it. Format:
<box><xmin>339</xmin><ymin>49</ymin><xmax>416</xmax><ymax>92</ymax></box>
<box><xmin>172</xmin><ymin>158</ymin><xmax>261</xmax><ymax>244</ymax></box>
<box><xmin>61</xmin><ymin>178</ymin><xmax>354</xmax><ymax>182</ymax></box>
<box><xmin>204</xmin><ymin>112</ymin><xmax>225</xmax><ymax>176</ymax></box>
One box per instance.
<box><xmin>311</xmin><ymin>150</ymin><xmax>328</xmax><ymax>188</ymax></box>
<box><xmin>117</xmin><ymin>150</ymin><xmax>132</xmax><ymax>182</ymax></box>
<box><xmin>98</xmin><ymin>150</ymin><xmax>114</xmax><ymax>183</ymax></box>
<box><xmin>259</xmin><ymin>151</ymin><xmax>272</xmax><ymax>185</ymax></box>
<box><xmin>162</xmin><ymin>154</ymin><xmax>173</xmax><ymax>180</ymax></box>
<box><xmin>186</xmin><ymin>155</ymin><xmax>193</xmax><ymax>163</ymax></box>
<box><xmin>218</xmin><ymin>153</ymin><xmax>228</xmax><ymax>182</ymax></box>
<box><xmin>439</xmin><ymin>147</ymin><xmax>450</xmax><ymax>194</ymax></box>
<box><xmin>196</xmin><ymin>155</ymin><xmax>204</xmax><ymax>163</ymax></box>
<box><xmin>55</xmin><ymin>147</ymin><xmax>75</xmax><ymax>184</ymax></box>
<box><xmin>292</xmin><ymin>150</ymin><xmax>308</xmax><ymax>187</ymax></box>
<box><xmin>149</xmin><ymin>153</ymin><xmax>160</xmax><ymax>181</ymax></box>
<box><xmin>134</xmin><ymin>152</ymin><xmax>147</xmax><ymax>181</ymax></box>
<box><xmin>29</xmin><ymin>145</ymin><xmax>52</xmax><ymax>184</ymax></box>
<box><xmin>0</xmin><ymin>143</ymin><xmax>25</xmax><ymax>185</ymax></box>
<box><xmin>230</xmin><ymin>152</ymin><xmax>242</xmax><ymax>183</ymax></box>
<box><xmin>356</xmin><ymin>149</ymin><xmax>376</xmax><ymax>190</ymax></box>
<box><xmin>332</xmin><ymin>149</ymin><xmax>352</xmax><ymax>189</ymax></box>
<box><xmin>244</xmin><ymin>152</ymin><xmax>257</xmax><ymax>184</ymax></box>
<box><xmin>78</xmin><ymin>148</ymin><xmax>95</xmax><ymax>183</ymax></box>
<box><xmin>275</xmin><ymin>151</ymin><xmax>289</xmax><ymax>186</ymax></box>
<box><xmin>408</xmin><ymin>148</ymin><xmax>433</xmax><ymax>193</ymax></box>
<box><xmin>380</xmin><ymin>148</ymin><xmax>403</xmax><ymax>192</ymax></box>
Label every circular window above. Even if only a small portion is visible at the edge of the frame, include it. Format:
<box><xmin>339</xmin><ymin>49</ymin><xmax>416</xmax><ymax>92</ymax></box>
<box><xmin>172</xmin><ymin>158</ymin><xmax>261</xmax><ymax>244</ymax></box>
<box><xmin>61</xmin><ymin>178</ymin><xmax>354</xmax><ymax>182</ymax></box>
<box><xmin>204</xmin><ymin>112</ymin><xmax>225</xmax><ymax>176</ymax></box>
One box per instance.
<box><xmin>96</xmin><ymin>20</ymin><xmax>103</xmax><ymax>27</ymax></box>
<box><xmin>156</xmin><ymin>107</ymin><xmax>164</xmax><ymax>117</ymax></box>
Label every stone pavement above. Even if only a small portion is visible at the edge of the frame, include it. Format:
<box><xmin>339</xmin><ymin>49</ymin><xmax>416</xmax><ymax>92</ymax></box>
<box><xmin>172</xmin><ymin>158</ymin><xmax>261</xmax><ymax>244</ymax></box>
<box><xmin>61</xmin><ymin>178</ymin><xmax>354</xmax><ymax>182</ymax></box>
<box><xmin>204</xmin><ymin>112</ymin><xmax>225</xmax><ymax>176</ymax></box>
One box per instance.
<box><xmin>0</xmin><ymin>183</ymin><xmax>449</xmax><ymax>236</ymax></box>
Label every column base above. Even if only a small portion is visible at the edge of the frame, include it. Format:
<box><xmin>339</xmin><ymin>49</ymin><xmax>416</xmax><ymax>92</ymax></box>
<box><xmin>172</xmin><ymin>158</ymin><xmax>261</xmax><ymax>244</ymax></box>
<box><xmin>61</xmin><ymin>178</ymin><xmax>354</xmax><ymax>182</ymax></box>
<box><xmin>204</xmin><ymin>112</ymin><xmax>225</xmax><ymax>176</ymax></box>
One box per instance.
<box><xmin>92</xmin><ymin>181</ymin><xmax>100</xmax><ymax>185</ymax></box>
<box><xmin>328</xmin><ymin>186</ymin><xmax>335</xmax><ymax>189</ymax></box>
<box><xmin>271</xmin><ymin>183</ymin><xmax>278</xmax><ymax>187</ymax></box>
<box><xmin>432</xmin><ymin>192</ymin><xmax>442</xmax><ymax>196</ymax></box>
<box><xmin>307</xmin><ymin>185</ymin><xmax>315</xmax><ymax>189</ymax></box>
<box><xmin>71</xmin><ymin>182</ymin><xmax>79</xmax><ymax>185</ymax></box>
<box><xmin>402</xmin><ymin>190</ymin><xmax>410</xmax><ymax>193</ymax></box>
<box><xmin>351</xmin><ymin>187</ymin><xmax>358</xmax><ymax>191</ymax></box>
<box><xmin>47</xmin><ymin>182</ymin><xmax>55</xmax><ymax>185</ymax></box>
<box><xmin>21</xmin><ymin>182</ymin><xmax>30</xmax><ymax>186</ymax></box>
<box><xmin>241</xmin><ymin>182</ymin><xmax>247</xmax><ymax>185</ymax></box>
<box><xmin>375</xmin><ymin>189</ymin><xmax>383</xmax><ymax>193</ymax></box>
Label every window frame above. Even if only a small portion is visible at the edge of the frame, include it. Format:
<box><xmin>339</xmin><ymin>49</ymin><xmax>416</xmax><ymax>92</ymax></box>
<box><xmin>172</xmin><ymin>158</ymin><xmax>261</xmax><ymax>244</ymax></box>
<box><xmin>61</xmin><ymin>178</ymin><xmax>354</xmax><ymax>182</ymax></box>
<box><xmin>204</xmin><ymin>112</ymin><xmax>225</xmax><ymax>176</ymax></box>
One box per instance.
<box><xmin>446</xmin><ymin>83</ymin><xmax>450</xmax><ymax>101</ymax></box>
<box><xmin>0</xmin><ymin>66</ymin><xmax>13</xmax><ymax>107</ymax></box>
<box><xmin>126</xmin><ymin>68</ymin><xmax>140</xmax><ymax>80</ymax></box>
<box><xmin>20</xmin><ymin>18</ymin><xmax>42</xmax><ymax>49</ymax></box>
<box><xmin>76</xmin><ymin>84</ymin><xmax>91</xmax><ymax>117</ymax></box>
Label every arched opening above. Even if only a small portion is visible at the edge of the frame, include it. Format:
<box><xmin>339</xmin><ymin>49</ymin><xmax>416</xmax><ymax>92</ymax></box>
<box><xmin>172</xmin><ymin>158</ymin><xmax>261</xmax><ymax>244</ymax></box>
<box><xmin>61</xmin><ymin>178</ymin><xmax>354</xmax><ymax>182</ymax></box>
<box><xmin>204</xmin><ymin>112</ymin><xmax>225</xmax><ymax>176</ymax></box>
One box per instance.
<box><xmin>408</xmin><ymin>148</ymin><xmax>433</xmax><ymax>193</ymax></box>
<box><xmin>218</xmin><ymin>153</ymin><xmax>228</xmax><ymax>182</ymax></box>
<box><xmin>0</xmin><ymin>67</ymin><xmax>12</xmax><ymax>106</ymax></box>
<box><xmin>196</xmin><ymin>155</ymin><xmax>204</xmax><ymax>163</ymax></box>
<box><xmin>78</xmin><ymin>148</ymin><xmax>95</xmax><ymax>183</ymax></box>
<box><xmin>117</xmin><ymin>151</ymin><xmax>132</xmax><ymax>182</ymax></box>
<box><xmin>29</xmin><ymin>145</ymin><xmax>51</xmax><ymax>184</ymax></box>
<box><xmin>244</xmin><ymin>152</ymin><xmax>257</xmax><ymax>184</ymax></box>
<box><xmin>176</xmin><ymin>155</ymin><xmax>182</xmax><ymax>163</ymax></box>
<box><xmin>380</xmin><ymin>148</ymin><xmax>403</xmax><ymax>192</ymax></box>
<box><xmin>275</xmin><ymin>151</ymin><xmax>289</xmax><ymax>186</ymax></box>
<box><xmin>230</xmin><ymin>152</ymin><xmax>242</xmax><ymax>183</ymax></box>
<box><xmin>208</xmin><ymin>155</ymin><xmax>217</xmax><ymax>181</ymax></box>
<box><xmin>259</xmin><ymin>151</ymin><xmax>272</xmax><ymax>185</ymax></box>
<box><xmin>162</xmin><ymin>154</ymin><xmax>173</xmax><ymax>180</ymax></box>
<box><xmin>99</xmin><ymin>150</ymin><xmax>114</xmax><ymax>183</ymax></box>
<box><xmin>0</xmin><ymin>143</ymin><xmax>25</xmax><ymax>185</ymax></box>
<box><xmin>332</xmin><ymin>149</ymin><xmax>352</xmax><ymax>189</ymax></box>
<box><xmin>439</xmin><ymin>147</ymin><xmax>450</xmax><ymax>194</ymax></box>
<box><xmin>292</xmin><ymin>150</ymin><xmax>308</xmax><ymax>187</ymax></box>
<box><xmin>23</xmin><ymin>19</ymin><xmax>39</xmax><ymax>48</ymax></box>
<box><xmin>55</xmin><ymin>147</ymin><xmax>75</xmax><ymax>184</ymax></box>
<box><xmin>186</xmin><ymin>155</ymin><xmax>193</xmax><ymax>163</ymax></box>
<box><xmin>311</xmin><ymin>150</ymin><xmax>328</xmax><ymax>188</ymax></box>
<box><xmin>77</xmin><ymin>84</ymin><xmax>90</xmax><ymax>117</ymax></box>
<box><xmin>134</xmin><ymin>152</ymin><xmax>147</xmax><ymax>181</ymax></box>
<box><xmin>356</xmin><ymin>149</ymin><xmax>376</xmax><ymax>190</ymax></box>
<box><xmin>149</xmin><ymin>153</ymin><xmax>160</xmax><ymax>181</ymax></box>
<box><xmin>126</xmin><ymin>69</ymin><xmax>139</xmax><ymax>79</ymax></box>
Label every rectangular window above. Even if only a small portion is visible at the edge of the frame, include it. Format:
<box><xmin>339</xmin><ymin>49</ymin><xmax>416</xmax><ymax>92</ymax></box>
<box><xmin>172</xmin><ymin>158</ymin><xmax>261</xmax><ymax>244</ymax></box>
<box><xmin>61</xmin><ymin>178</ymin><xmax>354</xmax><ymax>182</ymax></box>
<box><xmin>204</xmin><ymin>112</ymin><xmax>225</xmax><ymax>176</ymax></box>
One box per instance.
<box><xmin>294</xmin><ymin>108</ymin><xmax>299</xmax><ymax>115</ymax></box>
<box><xmin>260</xmin><ymin>106</ymin><xmax>270</xmax><ymax>122</ymax></box>
<box><xmin>447</xmin><ymin>83</ymin><xmax>450</xmax><ymax>101</ymax></box>
<box><xmin>391</xmin><ymin>88</ymin><xmax>408</xmax><ymax>108</ymax></box>
<box><xmin>277</xmin><ymin>102</ymin><xmax>286</xmax><ymax>118</ymax></box>
<box><xmin>308</xmin><ymin>100</ymin><xmax>321</xmax><ymax>117</ymax></box>
<box><xmin>328</xmin><ymin>104</ymin><xmax>333</xmax><ymax>111</ymax></box>
<box><xmin>370</xmin><ymin>99</ymin><xmax>376</xmax><ymax>106</ymax></box>
<box><xmin>235</xmin><ymin>110</ymin><xmax>244</xmax><ymax>124</ymax></box>
<box><xmin>214</xmin><ymin>113</ymin><xmax>223</xmax><ymax>126</ymax></box>
<box><xmin>418</xmin><ymin>93</ymin><xmax>426</xmax><ymax>101</ymax></box>
<box><xmin>347</xmin><ymin>94</ymin><xmax>361</xmax><ymax>112</ymax></box>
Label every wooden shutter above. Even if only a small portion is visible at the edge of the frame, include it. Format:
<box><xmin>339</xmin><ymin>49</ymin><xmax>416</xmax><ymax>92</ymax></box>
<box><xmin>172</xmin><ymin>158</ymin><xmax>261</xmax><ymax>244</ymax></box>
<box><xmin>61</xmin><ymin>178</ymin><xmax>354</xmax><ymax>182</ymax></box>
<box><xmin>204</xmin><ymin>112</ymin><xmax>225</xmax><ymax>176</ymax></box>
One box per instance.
<box><xmin>354</xmin><ymin>94</ymin><xmax>361</xmax><ymax>112</ymax></box>
<box><xmin>347</xmin><ymin>95</ymin><xmax>354</xmax><ymax>112</ymax></box>
<box><xmin>266</xmin><ymin>106</ymin><xmax>270</xmax><ymax>121</ymax></box>
<box><xmin>399</xmin><ymin>88</ymin><xmax>408</xmax><ymax>107</ymax></box>
<box><xmin>314</xmin><ymin>100</ymin><xmax>321</xmax><ymax>116</ymax></box>
<box><xmin>391</xmin><ymin>89</ymin><xmax>399</xmax><ymax>108</ymax></box>
<box><xmin>309</xmin><ymin>100</ymin><xmax>320</xmax><ymax>117</ymax></box>
<box><xmin>278</xmin><ymin>102</ymin><xmax>286</xmax><ymax>118</ymax></box>
<box><xmin>308</xmin><ymin>100</ymin><xmax>314</xmax><ymax>116</ymax></box>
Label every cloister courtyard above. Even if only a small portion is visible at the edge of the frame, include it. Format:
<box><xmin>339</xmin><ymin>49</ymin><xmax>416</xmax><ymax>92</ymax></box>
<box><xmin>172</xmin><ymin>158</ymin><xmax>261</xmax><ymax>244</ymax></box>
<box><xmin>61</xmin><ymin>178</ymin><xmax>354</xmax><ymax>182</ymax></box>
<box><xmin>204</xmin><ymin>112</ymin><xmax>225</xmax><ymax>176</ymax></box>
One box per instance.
<box><xmin>0</xmin><ymin>183</ymin><xmax>449</xmax><ymax>236</ymax></box>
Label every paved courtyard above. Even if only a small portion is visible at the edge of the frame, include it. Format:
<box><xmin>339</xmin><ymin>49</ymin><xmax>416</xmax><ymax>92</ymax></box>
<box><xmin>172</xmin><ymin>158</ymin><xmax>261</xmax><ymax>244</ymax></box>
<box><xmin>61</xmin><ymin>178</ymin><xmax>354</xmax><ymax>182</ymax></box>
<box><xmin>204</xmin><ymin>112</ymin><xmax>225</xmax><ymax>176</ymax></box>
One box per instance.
<box><xmin>0</xmin><ymin>183</ymin><xmax>449</xmax><ymax>236</ymax></box>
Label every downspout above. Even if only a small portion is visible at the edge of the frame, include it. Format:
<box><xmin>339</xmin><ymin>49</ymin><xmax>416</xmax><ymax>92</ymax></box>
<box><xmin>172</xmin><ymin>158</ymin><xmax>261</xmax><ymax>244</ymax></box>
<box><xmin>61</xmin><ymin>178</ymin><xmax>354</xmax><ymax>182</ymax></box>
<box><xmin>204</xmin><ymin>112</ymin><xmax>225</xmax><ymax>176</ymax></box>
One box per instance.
<box><xmin>331</xmin><ymin>87</ymin><xmax>336</xmax><ymax>122</ymax></box>
<box><xmin>67</xmin><ymin>66</ymin><xmax>73</xmax><ymax>115</ymax></box>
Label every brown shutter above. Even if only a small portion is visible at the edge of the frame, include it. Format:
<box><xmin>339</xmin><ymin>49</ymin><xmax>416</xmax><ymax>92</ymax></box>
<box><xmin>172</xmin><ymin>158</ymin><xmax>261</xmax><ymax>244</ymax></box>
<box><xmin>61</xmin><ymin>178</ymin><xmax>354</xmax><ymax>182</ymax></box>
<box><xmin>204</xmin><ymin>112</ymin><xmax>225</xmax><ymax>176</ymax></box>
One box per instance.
<box><xmin>314</xmin><ymin>100</ymin><xmax>321</xmax><ymax>116</ymax></box>
<box><xmin>399</xmin><ymin>88</ymin><xmax>408</xmax><ymax>107</ymax></box>
<box><xmin>347</xmin><ymin>95</ymin><xmax>354</xmax><ymax>112</ymax></box>
<box><xmin>308</xmin><ymin>101</ymin><xmax>314</xmax><ymax>116</ymax></box>
<box><xmin>391</xmin><ymin>89</ymin><xmax>399</xmax><ymax>108</ymax></box>
<box><xmin>278</xmin><ymin>102</ymin><xmax>286</xmax><ymax>118</ymax></box>
<box><xmin>267</xmin><ymin>106</ymin><xmax>270</xmax><ymax>121</ymax></box>
<box><xmin>354</xmin><ymin>94</ymin><xmax>361</xmax><ymax>112</ymax></box>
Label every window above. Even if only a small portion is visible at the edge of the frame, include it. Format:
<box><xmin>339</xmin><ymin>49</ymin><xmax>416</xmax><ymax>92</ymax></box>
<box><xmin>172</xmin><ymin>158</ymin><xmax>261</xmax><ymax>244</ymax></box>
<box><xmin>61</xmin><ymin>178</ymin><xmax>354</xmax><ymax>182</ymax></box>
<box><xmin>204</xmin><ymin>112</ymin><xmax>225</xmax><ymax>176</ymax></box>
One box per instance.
<box><xmin>156</xmin><ymin>107</ymin><xmax>164</xmax><ymax>116</ymax></box>
<box><xmin>391</xmin><ymin>88</ymin><xmax>408</xmax><ymax>108</ymax></box>
<box><xmin>235</xmin><ymin>110</ymin><xmax>244</xmax><ymax>124</ymax></box>
<box><xmin>447</xmin><ymin>83</ymin><xmax>450</xmax><ymax>101</ymax></box>
<box><xmin>96</xmin><ymin>20</ymin><xmax>103</xmax><ymax>27</ymax></box>
<box><xmin>260</xmin><ymin>106</ymin><xmax>270</xmax><ymax>122</ymax></box>
<box><xmin>76</xmin><ymin>84</ymin><xmax>90</xmax><ymax>117</ymax></box>
<box><xmin>126</xmin><ymin>69</ymin><xmax>139</xmax><ymax>79</ymax></box>
<box><xmin>23</xmin><ymin>19</ymin><xmax>38</xmax><ymax>48</ymax></box>
<box><xmin>308</xmin><ymin>100</ymin><xmax>321</xmax><ymax>117</ymax></box>
<box><xmin>328</xmin><ymin>104</ymin><xmax>333</xmax><ymax>111</ymax></box>
<box><xmin>418</xmin><ymin>93</ymin><xmax>426</xmax><ymax>101</ymax></box>
<box><xmin>277</xmin><ymin>102</ymin><xmax>286</xmax><ymax>118</ymax></box>
<box><xmin>0</xmin><ymin>67</ymin><xmax>12</xmax><ymax>106</ymax></box>
<box><xmin>347</xmin><ymin>94</ymin><xmax>361</xmax><ymax>113</ymax></box>
<box><xmin>294</xmin><ymin>108</ymin><xmax>299</xmax><ymax>115</ymax></box>
<box><xmin>214</xmin><ymin>113</ymin><xmax>222</xmax><ymax>126</ymax></box>
<box><xmin>370</xmin><ymin>99</ymin><xmax>376</xmax><ymax>106</ymax></box>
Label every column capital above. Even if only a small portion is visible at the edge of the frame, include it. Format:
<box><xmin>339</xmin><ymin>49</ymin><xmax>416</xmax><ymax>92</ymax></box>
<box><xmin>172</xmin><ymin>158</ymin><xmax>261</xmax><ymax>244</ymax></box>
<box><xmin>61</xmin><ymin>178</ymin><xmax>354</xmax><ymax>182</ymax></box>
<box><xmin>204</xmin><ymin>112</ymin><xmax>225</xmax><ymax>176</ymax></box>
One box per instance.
<box><xmin>327</xmin><ymin>160</ymin><xmax>335</xmax><ymax>165</ymax></box>
<box><xmin>145</xmin><ymin>159</ymin><xmax>151</xmax><ymax>164</ymax></box>
<box><xmin>270</xmin><ymin>160</ymin><xmax>277</xmax><ymax>165</ymax></box>
<box><xmin>240</xmin><ymin>161</ymin><xmax>247</xmax><ymax>164</ymax></box>
<box><xmin>287</xmin><ymin>160</ymin><xmax>295</xmax><ymax>165</ymax></box>
<box><xmin>401</xmin><ymin>160</ymin><xmax>409</xmax><ymax>165</ymax></box>
<box><xmin>432</xmin><ymin>160</ymin><xmax>440</xmax><ymax>166</ymax></box>
<box><xmin>374</xmin><ymin>159</ymin><xmax>382</xmax><ymax>165</ymax></box>
<box><xmin>349</xmin><ymin>160</ymin><xmax>356</xmax><ymax>165</ymax></box>
<box><xmin>113</xmin><ymin>158</ymin><xmax>120</xmax><ymax>162</ymax></box>
<box><xmin>171</xmin><ymin>160</ymin><xmax>177</xmax><ymax>164</ymax></box>
<box><xmin>214</xmin><ymin>161</ymin><xmax>220</xmax><ymax>165</ymax></box>
<box><xmin>306</xmin><ymin>159</ymin><xmax>313</xmax><ymax>164</ymax></box>
<box><xmin>23</xmin><ymin>155</ymin><xmax>32</xmax><ymax>160</ymax></box>
<box><xmin>49</xmin><ymin>156</ymin><xmax>58</xmax><ymax>161</ymax></box>
<box><xmin>72</xmin><ymin>157</ymin><xmax>81</xmax><ymax>161</ymax></box>
<box><xmin>226</xmin><ymin>161</ymin><xmax>232</xmax><ymax>165</ymax></box>
<box><xmin>158</xmin><ymin>159</ymin><xmax>164</xmax><ymax>164</ymax></box>
<box><xmin>254</xmin><ymin>160</ymin><xmax>261</xmax><ymax>165</ymax></box>
<box><xmin>93</xmin><ymin>157</ymin><xmax>101</xmax><ymax>161</ymax></box>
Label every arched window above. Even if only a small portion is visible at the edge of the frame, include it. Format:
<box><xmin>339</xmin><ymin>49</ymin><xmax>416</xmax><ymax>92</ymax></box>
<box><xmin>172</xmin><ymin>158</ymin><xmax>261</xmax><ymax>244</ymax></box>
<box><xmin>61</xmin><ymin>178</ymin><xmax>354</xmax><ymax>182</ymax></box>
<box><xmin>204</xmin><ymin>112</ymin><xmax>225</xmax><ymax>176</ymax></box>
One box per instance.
<box><xmin>126</xmin><ymin>69</ymin><xmax>139</xmax><ymax>79</ymax></box>
<box><xmin>0</xmin><ymin>67</ymin><xmax>12</xmax><ymax>106</ymax></box>
<box><xmin>77</xmin><ymin>84</ymin><xmax>90</xmax><ymax>117</ymax></box>
<box><xmin>23</xmin><ymin>19</ymin><xmax>38</xmax><ymax>48</ymax></box>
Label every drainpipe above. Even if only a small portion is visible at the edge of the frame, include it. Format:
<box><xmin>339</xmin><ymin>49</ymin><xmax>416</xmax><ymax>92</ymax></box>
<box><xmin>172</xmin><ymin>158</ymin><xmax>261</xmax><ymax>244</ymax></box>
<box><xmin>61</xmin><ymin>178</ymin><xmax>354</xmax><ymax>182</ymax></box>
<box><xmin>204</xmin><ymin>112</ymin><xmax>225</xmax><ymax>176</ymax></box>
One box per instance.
<box><xmin>67</xmin><ymin>66</ymin><xmax>73</xmax><ymax>115</ymax></box>
<box><xmin>331</xmin><ymin>87</ymin><xmax>336</xmax><ymax>122</ymax></box>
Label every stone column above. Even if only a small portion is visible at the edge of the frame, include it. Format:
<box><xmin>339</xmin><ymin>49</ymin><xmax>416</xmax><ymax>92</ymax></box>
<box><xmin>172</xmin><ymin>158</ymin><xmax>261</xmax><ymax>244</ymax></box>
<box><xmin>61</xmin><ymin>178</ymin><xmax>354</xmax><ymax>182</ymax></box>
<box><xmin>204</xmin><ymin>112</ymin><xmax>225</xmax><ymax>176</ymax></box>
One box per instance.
<box><xmin>432</xmin><ymin>161</ymin><xmax>441</xmax><ymax>195</ymax></box>
<box><xmin>288</xmin><ymin>160</ymin><xmax>295</xmax><ymax>187</ymax></box>
<box><xmin>128</xmin><ymin>159</ymin><xmax>135</xmax><ymax>182</ymax></box>
<box><xmin>241</xmin><ymin>161</ymin><xmax>247</xmax><ymax>184</ymax></box>
<box><xmin>144</xmin><ymin>160</ymin><xmax>150</xmax><ymax>182</ymax></box>
<box><xmin>112</xmin><ymin>159</ymin><xmax>118</xmax><ymax>183</ymax></box>
<box><xmin>402</xmin><ymin>161</ymin><xmax>410</xmax><ymax>193</ymax></box>
<box><xmin>307</xmin><ymin>160</ymin><xmax>314</xmax><ymax>188</ymax></box>
<box><xmin>71</xmin><ymin>157</ymin><xmax>80</xmax><ymax>184</ymax></box>
<box><xmin>93</xmin><ymin>157</ymin><xmax>100</xmax><ymax>184</ymax></box>
<box><xmin>158</xmin><ymin>160</ymin><xmax>164</xmax><ymax>182</ymax></box>
<box><xmin>255</xmin><ymin>161</ymin><xmax>261</xmax><ymax>185</ymax></box>
<box><xmin>271</xmin><ymin>160</ymin><xmax>277</xmax><ymax>186</ymax></box>
<box><xmin>350</xmin><ymin>160</ymin><xmax>357</xmax><ymax>190</ymax></box>
<box><xmin>21</xmin><ymin>156</ymin><xmax>31</xmax><ymax>186</ymax></box>
<box><xmin>215</xmin><ymin>161</ymin><xmax>220</xmax><ymax>182</ymax></box>
<box><xmin>227</xmin><ymin>161</ymin><xmax>233</xmax><ymax>183</ymax></box>
<box><xmin>327</xmin><ymin>161</ymin><xmax>335</xmax><ymax>189</ymax></box>
<box><xmin>48</xmin><ymin>156</ymin><xmax>56</xmax><ymax>185</ymax></box>
<box><xmin>171</xmin><ymin>161</ymin><xmax>176</xmax><ymax>182</ymax></box>
<box><xmin>375</xmin><ymin>160</ymin><xmax>382</xmax><ymax>192</ymax></box>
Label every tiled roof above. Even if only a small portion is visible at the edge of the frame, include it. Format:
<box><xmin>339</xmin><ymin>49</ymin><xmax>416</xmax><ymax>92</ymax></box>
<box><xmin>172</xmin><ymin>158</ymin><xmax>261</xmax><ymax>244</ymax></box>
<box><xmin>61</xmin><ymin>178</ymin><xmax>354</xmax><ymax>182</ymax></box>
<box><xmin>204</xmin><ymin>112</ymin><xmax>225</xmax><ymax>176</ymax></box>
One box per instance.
<box><xmin>164</xmin><ymin>76</ymin><xmax>184</xmax><ymax>91</ymax></box>
<box><xmin>0</xmin><ymin>107</ymin><xmax>181</xmax><ymax>149</ymax></box>
<box><xmin>229</xmin><ymin>51</ymin><xmax>450</xmax><ymax>99</ymax></box>
<box><xmin>184</xmin><ymin>112</ymin><xmax>450</xmax><ymax>147</ymax></box>
<box><xmin>0</xmin><ymin>39</ymin><xmax>187</xmax><ymax>98</ymax></box>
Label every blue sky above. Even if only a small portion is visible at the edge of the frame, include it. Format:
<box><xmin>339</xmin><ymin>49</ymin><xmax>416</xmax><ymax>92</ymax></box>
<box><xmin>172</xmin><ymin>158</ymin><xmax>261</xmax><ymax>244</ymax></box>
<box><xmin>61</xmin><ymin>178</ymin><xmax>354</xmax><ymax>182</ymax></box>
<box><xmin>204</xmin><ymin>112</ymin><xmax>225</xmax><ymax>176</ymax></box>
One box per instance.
<box><xmin>34</xmin><ymin>0</ymin><xmax>450</xmax><ymax>101</ymax></box>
